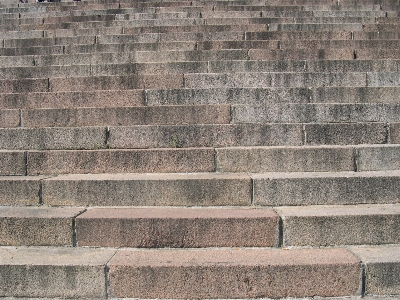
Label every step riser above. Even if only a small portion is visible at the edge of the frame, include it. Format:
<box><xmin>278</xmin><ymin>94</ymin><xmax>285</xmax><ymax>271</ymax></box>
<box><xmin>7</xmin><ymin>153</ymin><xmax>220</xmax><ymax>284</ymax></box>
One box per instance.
<box><xmin>108</xmin><ymin>248</ymin><xmax>361</xmax><ymax>299</ymax></box>
<box><xmin>76</xmin><ymin>208</ymin><xmax>280</xmax><ymax>248</ymax></box>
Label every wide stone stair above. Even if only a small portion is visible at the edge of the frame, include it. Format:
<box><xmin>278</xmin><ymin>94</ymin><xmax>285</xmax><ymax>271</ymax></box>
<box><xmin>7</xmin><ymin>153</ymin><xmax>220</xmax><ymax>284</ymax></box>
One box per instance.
<box><xmin>0</xmin><ymin>0</ymin><xmax>399</xmax><ymax>298</ymax></box>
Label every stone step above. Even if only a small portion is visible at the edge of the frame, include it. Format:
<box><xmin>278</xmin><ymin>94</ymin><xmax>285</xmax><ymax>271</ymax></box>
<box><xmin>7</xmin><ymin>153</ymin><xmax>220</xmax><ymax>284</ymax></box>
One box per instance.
<box><xmin>6</xmin><ymin>72</ymin><xmax>400</xmax><ymax>93</ymax></box>
<box><xmin>3</xmin><ymin>170</ymin><xmax>400</xmax><ymax>207</ymax></box>
<box><xmin>108</xmin><ymin>247</ymin><xmax>360</xmax><ymax>298</ymax></box>
<box><xmin>184</xmin><ymin>72</ymin><xmax>400</xmax><ymax>88</ymax></box>
<box><xmin>0</xmin><ymin>122</ymin><xmax>391</xmax><ymax>150</ymax></box>
<box><xmin>253</xmin><ymin>170</ymin><xmax>400</xmax><ymax>206</ymax></box>
<box><xmin>0</xmin><ymin>90</ymin><xmax>144</xmax><ymax>109</ymax></box>
<box><xmin>0</xmin><ymin>246</ymin><xmax>116</xmax><ymax>298</ymax></box>
<box><xmin>350</xmin><ymin>245</ymin><xmax>400</xmax><ymax>296</ymax></box>
<box><xmin>0</xmin><ymin>206</ymin><xmax>84</xmax><ymax>246</ymax></box>
<box><xmin>76</xmin><ymin>207</ymin><xmax>280</xmax><ymax>247</ymax></box>
<box><xmin>1</xmin><ymin>86</ymin><xmax>400</xmax><ymax>109</ymax></box>
<box><xmin>276</xmin><ymin>203</ymin><xmax>400</xmax><ymax>246</ymax></box>
<box><xmin>216</xmin><ymin>144</ymin><xmax>400</xmax><ymax>173</ymax></box>
<box><xmin>0</xmin><ymin>104</ymin><xmax>229</xmax><ymax>128</ymax></box>
<box><xmin>146</xmin><ymin>86</ymin><xmax>400</xmax><ymax>106</ymax></box>
<box><xmin>0</xmin><ymin>74</ymin><xmax>185</xmax><ymax>93</ymax></box>
<box><xmin>232</xmin><ymin>103</ymin><xmax>400</xmax><ymax>123</ymax></box>
<box><xmin>1</xmin><ymin>144</ymin><xmax>399</xmax><ymax>176</ymax></box>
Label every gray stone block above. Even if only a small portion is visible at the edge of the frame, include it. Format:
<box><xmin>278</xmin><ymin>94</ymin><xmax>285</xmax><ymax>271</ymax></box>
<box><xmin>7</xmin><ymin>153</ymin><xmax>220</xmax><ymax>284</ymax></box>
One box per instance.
<box><xmin>108</xmin><ymin>248</ymin><xmax>360</xmax><ymax>298</ymax></box>
<box><xmin>0</xmin><ymin>151</ymin><xmax>25</xmax><ymax>176</ymax></box>
<box><xmin>108</xmin><ymin>123</ymin><xmax>303</xmax><ymax>148</ymax></box>
<box><xmin>305</xmin><ymin>123</ymin><xmax>387</xmax><ymax>145</ymax></box>
<box><xmin>0</xmin><ymin>109</ymin><xmax>20</xmax><ymax>128</ymax></box>
<box><xmin>42</xmin><ymin>172</ymin><xmax>251</xmax><ymax>206</ymax></box>
<box><xmin>0</xmin><ymin>78</ymin><xmax>48</xmax><ymax>94</ymax></box>
<box><xmin>21</xmin><ymin>105</ymin><xmax>230</xmax><ymax>127</ymax></box>
<box><xmin>0</xmin><ymin>176</ymin><xmax>43</xmax><ymax>206</ymax></box>
<box><xmin>0</xmin><ymin>127</ymin><xmax>107</xmax><ymax>150</ymax></box>
<box><xmin>0</xmin><ymin>90</ymin><xmax>144</xmax><ymax>109</ymax></box>
<box><xmin>76</xmin><ymin>207</ymin><xmax>279</xmax><ymax>247</ymax></box>
<box><xmin>276</xmin><ymin>204</ymin><xmax>400</xmax><ymax>246</ymax></box>
<box><xmin>0</xmin><ymin>207</ymin><xmax>84</xmax><ymax>246</ymax></box>
<box><xmin>216</xmin><ymin>146</ymin><xmax>354</xmax><ymax>173</ymax></box>
<box><xmin>184</xmin><ymin>72</ymin><xmax>367</xmax><ymax>88</ymax></box>
<box><xmin>350</xmin><ymin>245</ymin><xmax>400</xmax><ymax>295</ymax></box>
<box><xmin>0</xmin><ymin>247</ymin><xmax>116</xmax><ymax>298</ymax></box>
<box><xmin>253</xmin><ymin>171</ymin><xmax>400</xmax><ymax>206</ymax></box>
<box><xmin>367</xmin><ymin>72</ymin><xmax>400</xmax><ymax>86</ymax></box>
<box><xmin>357</xmin><ymin>145</ymin><xmax>400</xmax><ymax>171</ymax></box>
<box><xmin>27</xmin><ymin>148</ymin><xmax>215</xmax><ymax>175</ymax></box>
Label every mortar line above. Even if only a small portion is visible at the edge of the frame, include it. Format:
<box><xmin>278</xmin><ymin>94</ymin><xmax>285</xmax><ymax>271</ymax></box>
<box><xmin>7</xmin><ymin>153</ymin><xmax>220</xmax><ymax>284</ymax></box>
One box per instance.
<box><xmin>354</xmin><ymin>148</ymin><xmax>359</xmax><ymax>172</ymax></box>
<box><xmin>104</xmin><ymin>250</ymin><xmax>119</xmax><ymax>299</ymax></box>
<box><xmin>72</xmin><ymin>209</ymin><xmax>87</xmax><ymax>248</ymax></box>
<box><xmin>385</xmin><ymin>122</ymin><xmax>391</xmax><ymax>144</ymax></box>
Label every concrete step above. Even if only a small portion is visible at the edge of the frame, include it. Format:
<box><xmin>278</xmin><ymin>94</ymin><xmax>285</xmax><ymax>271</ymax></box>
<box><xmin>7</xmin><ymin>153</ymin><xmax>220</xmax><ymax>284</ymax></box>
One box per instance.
<box><xmin>76</xmin><ymin>207</ymin><xmax>280</xmax><ymax>247</ymax></box>
<box><xmin>276</xmin><ymin>203</ymin><xmax>400</xmax><ymax>246</ymax></box>
<box><xmin>107</xmin><ymin>247</ymin><xmax>360</xmax><ymax>298</ymax></box>
<box><xmin>0</xmin><ymin>206</ymin><xmax>84</xmax><ymax>246</ymax></box>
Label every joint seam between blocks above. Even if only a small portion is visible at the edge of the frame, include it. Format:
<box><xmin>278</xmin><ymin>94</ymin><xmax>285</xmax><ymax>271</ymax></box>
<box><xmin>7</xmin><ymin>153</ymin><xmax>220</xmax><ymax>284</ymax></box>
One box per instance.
<box><xmin>212</xmin><ymin>148</ymin><xmax>217</xmax><ymax>173</ymax></box>
<box><xmin>302</xmin><ymin>124</ymin><xmax>307</xmax><ymax>145</ymax></box>
<box><xmin>19</xmin><ymin>109</ymin><xmax>23</xmax><ymax>127</ymax></box>
<box><xmin>72</xmin><ymin>209</ymin><xmax>86</xmax><ymax>247</ymax></box>
<box><xmin>105</xmin><ymin>126</ymin><xmax>110</xmax><ymax>148</ymax></box>
<box><xmin>250</xmin><ymin>175</ymin><xmax>254</xmax><ymax>206</ymax></box>
<box><xmin>354</xmin><ymin>148</ymin><xmax>359</xmax><ymax>172</ymax></box>
<box><xmin>24</xmin><ymin>151</ymin><xmax>28</xmax><ymax>176</ymax></box>
<box><xmin>386</xmin><ymin>122</ymin><xmax>391</xmax><ymax>144</ymax></box>
<box><xmin>105</xmin><ymin>250</ymin><xmax>118</xmax><ymax>298</ymax></box>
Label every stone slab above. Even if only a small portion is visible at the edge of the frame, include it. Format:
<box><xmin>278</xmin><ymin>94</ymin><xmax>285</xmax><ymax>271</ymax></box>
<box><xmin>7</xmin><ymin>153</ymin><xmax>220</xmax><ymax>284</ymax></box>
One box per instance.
<box><xmin>0</xmin><ymin>78</ymin><xmax>48</xmax><ymax>94</ymax></box>
<box><xmin>0</xmin><ymin>109</ymin><xmax>20</xmax><ymax>128</ymax></box>
<box><xmin>253</xmin><ymin>171</ymin><xmax>400</xmax><ymax>206</ymax></box>
<box><xmin>76</xmin><ymin>207</ymin><xmax>279</xmax><ymax>247</ymax></box>
<box><xmin>0</xmin><ymin>176</ymin><xmax>43</xmax><ymax>206</ymax></box>
<box><xmin>108</xmin><ymin>123</ymin><xmax>303</xmax><ymax>148</ymax></box>
<box><xmin>21</xmin><ymin>105</ymin><xmax>230</xmax><ymax>127</ymax></box>
<box><xmin>184</xmin><ymin>72</ymin><xmax>367</xmax><ymax>88</ymax></box>
<box><xmin>0</xmin><ymin>206</ymin><xmax>84</xmax><ymax>246</ymax></box>
<box><xmin>390</xmin><ymin>123</ymin><xmax>400</xmax><ymax>144</ymax></box>
<box><xmin>0</xmin><ymin>127</ymin><xmax>107</xmax><ymax>150</ymax></box>
<box><xmin>276</xmin><ymin>204</ymin><xmax>400</xmax><ymax>246</ymax></box>
<box><xmin>305</xmin><ymin>123</ymin><xmax>387</xmax><ymax>145</ymax></box>
<box><xmin>350</xmin><ymin>245</ymin><xmax>400</xmax><ymax>295</ymax></box>
<box><xmin>0</xmin><ymin>151</ymin><xmax>25</xmax><ymax>176</ymax></box>
<box><xmin>0</xmin><ymin>247</ymin><xmax>116</xmax><ymax>298</ymax></box>
<box><xmin>232</xmin><ymin>104</ymin><xmax>400</xmax><ymax>123</ymax></box>
<box><xmin>357</xmin><ymin>145</ymin><xmax>400</xmax><ymax>171</ymax></box>
<box><xmin>27</xmin><ymin>148</ymin><xmax>215</xmax><ymax>175</ymax></box>
<box><xmin>49</xmin><ymin>74</ymin><xmax>183</xmax><ymax>92</ymax></box>
<box><xmin>108</xmin><ymin>248</ymin><xmax>360</xmax><ymax>298</ymax></box>
<box><xmin>42</xmin><ymin>173</ymin><xmax>251</xmax><ymax>206</ymax></box>
<box><xmin>0</xmin><ymin>90</ymin><xmax>144</xmax><ymax>109</ymax></box>
<box><xmin>216</xmin><ymin>146</ymin><xmax>354</xmax><ymax>173</ymax></box>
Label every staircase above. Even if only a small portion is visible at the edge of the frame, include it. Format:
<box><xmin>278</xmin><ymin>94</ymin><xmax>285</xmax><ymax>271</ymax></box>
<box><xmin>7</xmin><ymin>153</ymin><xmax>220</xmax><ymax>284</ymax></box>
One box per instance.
<box><xmin>0</xmin><ymin>0</ymin><xmax>399</xmax><ymax>298</ymax></box>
